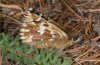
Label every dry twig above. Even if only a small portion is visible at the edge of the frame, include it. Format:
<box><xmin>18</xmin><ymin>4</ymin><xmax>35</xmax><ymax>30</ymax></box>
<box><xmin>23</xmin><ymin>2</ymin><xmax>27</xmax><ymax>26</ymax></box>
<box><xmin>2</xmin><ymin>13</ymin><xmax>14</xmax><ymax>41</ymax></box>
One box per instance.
<box><xmin>0</xmin><ymin>3</ymin><xmax>23</xmax><ymax>11</ymax></box>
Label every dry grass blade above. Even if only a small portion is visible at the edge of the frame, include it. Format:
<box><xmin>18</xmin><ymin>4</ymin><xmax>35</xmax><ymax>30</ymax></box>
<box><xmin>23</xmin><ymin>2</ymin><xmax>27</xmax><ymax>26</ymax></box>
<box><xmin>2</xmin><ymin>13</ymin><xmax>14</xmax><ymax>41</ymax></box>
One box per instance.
<box><xmin>60</xmin><ymin>0</ymin><xmax>83</xmax><ymax>21</ymax></box>
<box><xmin>91</xmin><ymin>36</ymin><xmax>100</xmax><ymax>42</ymax></box>
<box><xmin>78</xmin><ymin>58</ymin><xmax>100</xmax><ymax>64</ymax></box>
<box><xmin>0</xmin><ymin>13</ymin><xmax>22</xmax><ymax>24</ymax></box>
<box><xmin>75</xmin><ymin>42</ymin><xmax>99</xmax><ymax>64</ymax></box>
<box><xmin>0</xmin><ymin>3</ymin><xmax>23</xmax><ymax>12</ymax></box>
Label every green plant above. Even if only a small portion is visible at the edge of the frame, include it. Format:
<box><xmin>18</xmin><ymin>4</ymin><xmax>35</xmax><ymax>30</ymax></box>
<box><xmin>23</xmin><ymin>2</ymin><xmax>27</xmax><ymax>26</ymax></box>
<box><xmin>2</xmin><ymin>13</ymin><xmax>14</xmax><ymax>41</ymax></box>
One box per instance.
<box><xmin>0</xmin><ymin>33</ymin><xmax>72</xmax><ymax>65</ymax></box>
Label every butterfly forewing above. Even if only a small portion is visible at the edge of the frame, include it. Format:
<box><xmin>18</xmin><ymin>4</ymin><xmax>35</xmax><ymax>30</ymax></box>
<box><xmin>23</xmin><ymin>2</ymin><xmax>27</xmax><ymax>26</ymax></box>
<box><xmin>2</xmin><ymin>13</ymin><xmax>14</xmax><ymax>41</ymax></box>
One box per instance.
<box><xmin>20</xmin><ymin>10</ymin><xmax>69</xmax><ymax>49</ymax></box>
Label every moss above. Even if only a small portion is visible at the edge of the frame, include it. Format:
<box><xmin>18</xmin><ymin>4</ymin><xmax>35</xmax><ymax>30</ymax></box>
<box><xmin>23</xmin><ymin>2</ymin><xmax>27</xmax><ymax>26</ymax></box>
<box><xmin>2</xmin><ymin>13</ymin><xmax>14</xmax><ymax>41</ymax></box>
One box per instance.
<box><xmin>0</xmin><ymin>33</ymin><xmax>72</xmax><ymax>65</ymax></box>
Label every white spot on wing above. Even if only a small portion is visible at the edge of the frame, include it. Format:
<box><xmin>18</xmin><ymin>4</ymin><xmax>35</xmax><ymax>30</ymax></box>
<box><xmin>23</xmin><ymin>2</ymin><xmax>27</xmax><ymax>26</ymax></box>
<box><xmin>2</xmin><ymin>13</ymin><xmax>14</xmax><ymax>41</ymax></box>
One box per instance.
<box><xmin>20</xmin><ymin>33</ymin><xmax>24</xmax><ymax>35</ymax></box>
<box><xmin>41</xmin><ymin>39</ymin><xmax>43</xmax><ymax>41</ymax></box>
<box><xmin>60</xmin><ymin>33</ymin><xmax>63</xmax><ymax>39</ymax></box>
<box><xmin>22</xmin><ymin>23</ymin><xmax>27</xmax><ymax>27</ymax></box>
<box><xmin>36</xmin><ymin>16</ymin><xmax>41</xmax><ymax>21</ymax></box>
<box><xmin>52</xmin><ymin>35</ymin><xmax>56</xmax><ymax>38</ymax></box>
<box><xmin>50</xmin><ymin>31</ymin><xmax>56</xmax><ymax>38</ymax></box>
<box><xmin>24</xmin><ymin>17</ymin><xmax>33</xmax><ymax>22</ymax></box>
<box><xmin>20</xmin><ymin>28</ymin><xmax>30</xmax><ymax>32</ymax></box>
<box><xmin>37</xmin><ymin>25</ymin><xmax>46</xmax><ymax>35</ymax></box>
<box><xmin>49</xmin><ymin>38</ymin><xmax>54</xmax><ymax>41</ymax></box>
<box><xmin>30</xmin><ymin>22</ymin><xmax>36</xmax><ymax>25</ymax></box>
<box><xmin>23</xmin><ymin>35</ymin><xmax>33</xmax><ymax>43</ymax></box>
<box><xmin>20</xmin><ymin>36</ymin><xmax>27</xmax><ymax>39</ymax></box>
<box><xmin>50</xmin><ymin>31</ymin><xmax>54</xmax><ymax>35</ymax></box>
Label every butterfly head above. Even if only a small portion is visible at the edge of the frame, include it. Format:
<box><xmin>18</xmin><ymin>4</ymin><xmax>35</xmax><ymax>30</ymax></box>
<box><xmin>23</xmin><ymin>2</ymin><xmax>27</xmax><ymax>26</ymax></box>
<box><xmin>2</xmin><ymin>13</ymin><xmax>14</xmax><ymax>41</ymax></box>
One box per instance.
<box><xmin>28</xmin><ymin>8</ymin><xmax>49</xmax><ymax>20</ymax></box>
<box><xmin>28</xmin><ymin>8</ymin><xmax>41</xmax><ymax>16</ymax></box>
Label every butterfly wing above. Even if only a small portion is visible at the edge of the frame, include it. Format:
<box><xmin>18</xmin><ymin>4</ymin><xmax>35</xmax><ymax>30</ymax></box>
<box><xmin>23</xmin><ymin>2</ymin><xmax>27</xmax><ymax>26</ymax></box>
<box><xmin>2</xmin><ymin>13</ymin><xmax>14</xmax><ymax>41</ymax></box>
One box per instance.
<box><xmin>20</xmin><ymin>11</ymin><xmax>69</xmax><ymax>49</ymax></box>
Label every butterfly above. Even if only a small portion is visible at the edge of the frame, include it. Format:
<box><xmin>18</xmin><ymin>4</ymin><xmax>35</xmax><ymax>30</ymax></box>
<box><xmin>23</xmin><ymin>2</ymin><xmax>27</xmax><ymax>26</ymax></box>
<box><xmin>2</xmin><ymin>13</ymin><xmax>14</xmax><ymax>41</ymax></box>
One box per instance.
<box><xmin>20</xmin><ymin>8</ymin><xmax>69</xmax><ymax>49</ymax></box>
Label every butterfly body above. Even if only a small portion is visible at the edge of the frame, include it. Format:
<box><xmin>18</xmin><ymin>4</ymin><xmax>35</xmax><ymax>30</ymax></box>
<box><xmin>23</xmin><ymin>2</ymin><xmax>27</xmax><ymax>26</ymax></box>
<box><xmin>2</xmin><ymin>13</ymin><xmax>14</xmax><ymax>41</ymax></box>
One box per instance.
<box><xmin>20</xmin><ymin>9</ymin><xmax>69</xmax><ymax>49</ymax></box>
